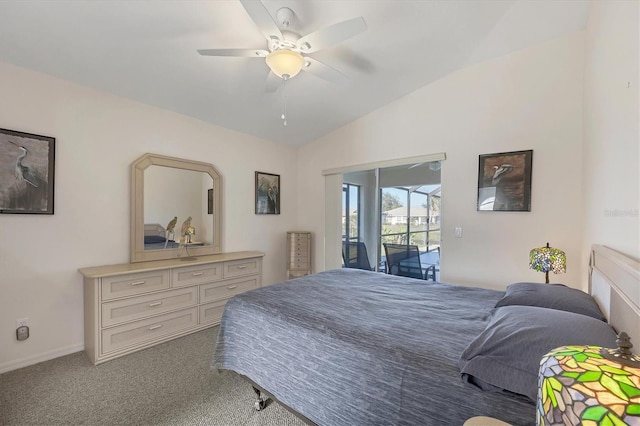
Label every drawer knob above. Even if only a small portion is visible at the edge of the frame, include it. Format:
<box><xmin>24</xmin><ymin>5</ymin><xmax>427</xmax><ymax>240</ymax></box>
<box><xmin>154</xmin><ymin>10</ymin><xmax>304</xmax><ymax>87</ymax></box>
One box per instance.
<box><xmin>191</xmin><ymin>272</ymin><xmax>204</xmax><ymax>276</ymax></box>
<box><xmin>237</xmin><ymin>265</ymin><xmax>247</xmax><ymax>269</ymax></box>
<box><xmin>227</xmin><ymin>285</ymin><xmax>238</xmax><ymax>289</ymax></box>
<box><xmin>130</xmin><ymin>281</ymin><xmax>146</xmax><ymax>286</ymax></box>
<box><xmin>148</xmin><ymin>324</ymin><xmax>163</xmax><ymax>331</ymax></box>
<box><xmin>148</xmin><ymin>301</ymin><xmax>163</xmax><ymax>307</ymax></box>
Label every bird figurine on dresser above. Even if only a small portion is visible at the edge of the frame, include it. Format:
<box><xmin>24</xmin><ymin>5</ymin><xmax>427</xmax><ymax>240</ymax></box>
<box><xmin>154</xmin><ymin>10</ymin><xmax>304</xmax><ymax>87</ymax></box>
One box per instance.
<box><xmin>164</xmin><ymin>216</ymin><xmax>178</xmax><ymax>248</ymax></box>
<box><xmin>166</xmin><ymin>216</ymin><xmax>177</xmax><ymax>234</ymax></box>
<box><xmin>180</xmin><ymin>217</ymin><xmax>192</xmax><ymax>243</ymax></box>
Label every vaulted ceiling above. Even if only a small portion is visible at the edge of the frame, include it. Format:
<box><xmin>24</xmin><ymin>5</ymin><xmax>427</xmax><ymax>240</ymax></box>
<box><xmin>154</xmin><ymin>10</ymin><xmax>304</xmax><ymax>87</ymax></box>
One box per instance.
<box><xmin>0</xmin><ymin>0</ymin><xmax>589</xmax><ymax>146</ymax></box>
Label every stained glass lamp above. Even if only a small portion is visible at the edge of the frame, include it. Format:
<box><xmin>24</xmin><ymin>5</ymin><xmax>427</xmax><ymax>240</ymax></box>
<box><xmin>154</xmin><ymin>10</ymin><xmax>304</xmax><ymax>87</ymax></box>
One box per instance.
<box><xmin>537</xmin><ymin>332</ymin><xmax>640</xmax><ymax>425</ymax></box>
<box><xmin>529</xmin><ymin>242</ymin><xmax>566</xmax><ymax>283</ymax></box>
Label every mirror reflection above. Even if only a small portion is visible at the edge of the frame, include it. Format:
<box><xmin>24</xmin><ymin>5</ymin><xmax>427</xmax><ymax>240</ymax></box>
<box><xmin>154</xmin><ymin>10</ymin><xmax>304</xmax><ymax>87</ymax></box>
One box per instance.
<box><xmin>143</xmin><ymin>166</ymin><xmax>214</xmax><ymax>251</ymax></box>
<box><xmin>130</xmin><ymin>152</ymin><xmax>222</xmax><ymax>263</ymax></box>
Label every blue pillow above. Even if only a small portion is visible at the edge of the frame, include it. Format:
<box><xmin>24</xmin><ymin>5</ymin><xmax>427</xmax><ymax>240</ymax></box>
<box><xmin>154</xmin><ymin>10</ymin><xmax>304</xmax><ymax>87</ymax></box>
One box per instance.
<box><xmin>459</xmin><ymin>305</ymin><xmax>618</xmax><ymax>401</ymax></box>
<box><xmin>494</xmin><ymin>282</ymin><xmax>607</xmax><ymax>322</ymax></box>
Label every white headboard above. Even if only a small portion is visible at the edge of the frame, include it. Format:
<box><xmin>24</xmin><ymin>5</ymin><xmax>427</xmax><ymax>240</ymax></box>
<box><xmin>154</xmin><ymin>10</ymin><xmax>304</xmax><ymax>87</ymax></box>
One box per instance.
<box><xmin>589</xmin><ymin>244</ymin><xmax>640</xmax><ymax>348</ymax></box>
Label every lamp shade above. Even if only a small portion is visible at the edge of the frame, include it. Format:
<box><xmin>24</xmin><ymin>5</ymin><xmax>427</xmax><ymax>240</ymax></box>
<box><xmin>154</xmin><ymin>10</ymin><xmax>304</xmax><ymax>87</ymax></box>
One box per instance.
<box><xmin>530</xmin><ymin>242</ymin><xmax>566</xmax><ymax>283</ymax></box>
<box><xmin>265</xmin><ymin>49</ymin><xmax>304</xmax><ymax>79</ymax></box>
<box><xmin>537</xmin><ymin>344</ymin><xmax>640</xmax><ymax>425</ymax></box>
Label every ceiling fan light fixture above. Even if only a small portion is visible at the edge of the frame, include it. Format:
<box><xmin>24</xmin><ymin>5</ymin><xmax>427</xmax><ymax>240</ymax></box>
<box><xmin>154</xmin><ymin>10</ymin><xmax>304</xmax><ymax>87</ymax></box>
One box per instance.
<box><xmin>266</xmin><ymin>49</ymin><xmax>304</xmax><ymax>79</ymax></box>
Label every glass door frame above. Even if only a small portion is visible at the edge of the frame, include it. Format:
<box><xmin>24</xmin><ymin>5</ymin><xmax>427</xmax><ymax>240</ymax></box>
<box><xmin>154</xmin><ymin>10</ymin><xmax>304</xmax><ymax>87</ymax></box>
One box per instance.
<box><xmin>328</xmin><ymin>153</ymin><xmax>446</xmax><ymax>273</ymax></box>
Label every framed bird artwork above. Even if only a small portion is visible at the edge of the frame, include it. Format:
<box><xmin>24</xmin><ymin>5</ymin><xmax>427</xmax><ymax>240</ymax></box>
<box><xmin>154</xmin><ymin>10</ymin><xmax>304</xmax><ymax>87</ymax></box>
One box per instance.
<box><xmin>255</xmin><ymin>171</ymin><xmax>280</xmax><ymax>215</ymax></box>
<box><xmin>477</xmin><ymin>150</ymin><xmax>532</xmax><ymax>212</ymax></box>
<box><xmin>0</xmin><ymin>128</ymin><xmax>55</xmax><ymax>215</ymax></box>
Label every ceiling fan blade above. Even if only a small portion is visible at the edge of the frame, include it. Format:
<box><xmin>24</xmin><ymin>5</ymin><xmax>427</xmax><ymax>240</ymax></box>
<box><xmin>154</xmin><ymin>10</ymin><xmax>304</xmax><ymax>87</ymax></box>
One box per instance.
<box><xmin>197</xmin><ymin>48</ymin><xmax>268</xmax><ymax>57</ymax></box>
<box><xmin>296</xmin><ymin>17</ymin><xmax>367</xmax><ymax>54</ymax></box>
<box><xmin>265</xmin><ymin>71</ymin><xmax>282</xmax><ymax>93</ymax></box>
<box><xmin>302</xmin><ymin>57</ymin><xmax>348</xmax><ymax>84</ymax></box>
<box><xmin>239</xmin><ymin>0</ymin><xmax>283</xmax><ymax>44</ymax></box>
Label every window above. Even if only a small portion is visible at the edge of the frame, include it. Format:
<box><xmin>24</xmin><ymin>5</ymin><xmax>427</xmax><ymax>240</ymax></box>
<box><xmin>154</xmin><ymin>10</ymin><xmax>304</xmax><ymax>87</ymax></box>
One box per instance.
<box><xmin>342</xmin><ymin>183</ymin><xmax>360</xmax><ymax>242</ymax></box>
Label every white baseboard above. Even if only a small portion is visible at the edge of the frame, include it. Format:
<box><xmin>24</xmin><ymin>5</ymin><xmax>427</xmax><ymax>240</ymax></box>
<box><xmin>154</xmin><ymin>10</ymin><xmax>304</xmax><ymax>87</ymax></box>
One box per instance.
<box><xmin>0</xmin><ymin>342</ymin><xmax>84</xmax><ymax>374</ymax></box>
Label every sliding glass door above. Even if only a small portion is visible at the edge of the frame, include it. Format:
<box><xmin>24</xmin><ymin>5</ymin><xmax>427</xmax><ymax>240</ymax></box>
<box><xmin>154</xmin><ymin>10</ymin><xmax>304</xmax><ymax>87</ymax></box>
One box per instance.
<box><xmin>341</xmin><ymin>161</ymin><xmax>441</xmax><ymax>276</ymax></box>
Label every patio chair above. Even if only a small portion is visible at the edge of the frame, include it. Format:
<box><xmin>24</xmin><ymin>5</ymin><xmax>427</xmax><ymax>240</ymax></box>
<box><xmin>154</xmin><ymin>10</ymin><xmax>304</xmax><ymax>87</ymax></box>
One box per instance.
<box><xmin>342</xmin><ymin>241</ymin><xmax>373</xmax><ymax>271</ymax></box>
<box><xmin>382</xmin><ymin>243</ymin><xmax>424</xmax><ymax>279</ymax></box>
<box><xmin>422</xmin><ymin>246</ymin><xmax>440</xmax><ymax>281</ymax></box>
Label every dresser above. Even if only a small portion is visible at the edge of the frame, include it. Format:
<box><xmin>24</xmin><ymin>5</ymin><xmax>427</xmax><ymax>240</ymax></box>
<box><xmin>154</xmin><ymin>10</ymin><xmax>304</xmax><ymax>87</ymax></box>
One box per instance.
<box><xmin>286</xmin><ymin>231</ymin><xmax>311</xmax><ymax>279</ymax></box>
<box><xmin>79</xmin><ymin>251</ymin><xmax>263</xmax><ymax>365</ymax></box>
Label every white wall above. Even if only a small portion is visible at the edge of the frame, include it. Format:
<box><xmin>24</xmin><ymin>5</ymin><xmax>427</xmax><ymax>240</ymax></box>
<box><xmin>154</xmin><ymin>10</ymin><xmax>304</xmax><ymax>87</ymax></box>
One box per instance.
<box><xmin>298</xmin><ymin>32</ymin><xmax>586</xmax><ymax>290</ymax></box>
<box><xmin>0</xmin><ymin>61</ymin><xmax>298</xmax><ymax>373</ymax></box>
<box><xmin>582</xmin><ymin>0</ymin><xmax>639</xmax><ymax>263</ymax></box>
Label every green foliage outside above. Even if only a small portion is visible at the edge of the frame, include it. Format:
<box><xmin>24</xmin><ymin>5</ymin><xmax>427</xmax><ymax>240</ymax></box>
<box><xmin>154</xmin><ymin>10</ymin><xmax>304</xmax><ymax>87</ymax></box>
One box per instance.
<box><xmin>381</xmin><ymin>224</ymin><xmax>441</xmax><ymax>252</ymax></box>
<box><xmin>381</xmin><ymin>192</ymin><xmax>402</xmax><ymax>212</ymax></box>
<box><xmin>344</xmin><ymin>214</ymin><xmax>358</xmax><ymax>241</ymax></box>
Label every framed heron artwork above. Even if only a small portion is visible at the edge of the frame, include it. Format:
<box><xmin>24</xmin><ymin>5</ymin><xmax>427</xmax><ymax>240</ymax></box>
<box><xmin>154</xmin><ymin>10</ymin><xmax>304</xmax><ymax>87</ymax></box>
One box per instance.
<box><xmin>477</xmin><ymin>149</ymin><xmax>532</xmax><ymax>212</ymax></box>
<box><xmin>0</xmin><ymin>128</ymin><xmax>55</xmax><ymax>215</ymax></box>
<box><xmin>255</xmin><ymin>171</ymin><xmax>280</xmax><ymax>215</ymax></box>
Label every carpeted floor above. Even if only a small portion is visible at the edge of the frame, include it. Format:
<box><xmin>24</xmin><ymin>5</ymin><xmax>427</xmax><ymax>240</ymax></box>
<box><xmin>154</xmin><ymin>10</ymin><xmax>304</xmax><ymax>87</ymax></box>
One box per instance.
<box><xmin>0</xmin><ymin>327</ymin><xmax>306</xmax><ymax>426</ymax></box>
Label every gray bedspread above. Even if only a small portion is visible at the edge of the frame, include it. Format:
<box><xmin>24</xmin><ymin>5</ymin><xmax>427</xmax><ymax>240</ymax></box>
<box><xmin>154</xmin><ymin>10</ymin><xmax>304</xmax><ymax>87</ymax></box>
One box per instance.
<box><xmin>212</xmin><ymin>269</ymin><xmax>535</xmax><ymax>426</ymax></box>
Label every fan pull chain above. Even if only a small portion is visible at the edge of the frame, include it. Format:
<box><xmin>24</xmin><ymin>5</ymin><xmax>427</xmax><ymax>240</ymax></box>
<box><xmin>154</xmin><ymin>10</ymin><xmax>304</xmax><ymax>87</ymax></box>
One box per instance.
<box><xmin>281</xmin><ymin>77</ymin><xmax>287</xmax><ymax>126</ymax></box>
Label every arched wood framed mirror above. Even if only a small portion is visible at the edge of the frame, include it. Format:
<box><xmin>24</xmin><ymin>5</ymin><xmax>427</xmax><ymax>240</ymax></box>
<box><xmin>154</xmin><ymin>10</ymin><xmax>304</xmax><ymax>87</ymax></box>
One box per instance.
<box><xmin>130</xmin><ymin>153</ymin><xmax>222</xmax><ymax>263</ymax></box>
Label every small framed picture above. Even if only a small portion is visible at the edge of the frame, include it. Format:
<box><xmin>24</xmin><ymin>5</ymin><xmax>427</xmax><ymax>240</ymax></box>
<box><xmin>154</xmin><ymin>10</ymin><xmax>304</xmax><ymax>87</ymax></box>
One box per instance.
<box><xmin>477</xmin><ymin>150</ymin><xmax>533</xmax><ymax>212</ymax></box>
<box><xmin>0</xmin><ymin>128</ymin><xmax>55</xmax><ymax>214</ymax></box>
<box><xmin>255</xmin><ymin>171</ymin><xmax>280</xmax><ymax>215</ymax></box>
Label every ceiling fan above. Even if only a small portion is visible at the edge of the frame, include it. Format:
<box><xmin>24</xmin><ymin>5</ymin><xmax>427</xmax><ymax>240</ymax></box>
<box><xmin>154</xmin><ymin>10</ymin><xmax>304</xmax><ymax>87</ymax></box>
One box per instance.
<box><xmin>197</xmin><ymin>0</ymin><xmax>367</xmax><ymax>91</ymax></box>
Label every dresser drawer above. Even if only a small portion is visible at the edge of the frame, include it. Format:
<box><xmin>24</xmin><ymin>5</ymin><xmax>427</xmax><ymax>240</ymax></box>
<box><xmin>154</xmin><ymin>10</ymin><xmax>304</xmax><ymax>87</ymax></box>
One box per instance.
<box><xmin>200</xmin><ymin>276</ymin><xmax>260</xmax><ymax>304</ymax></box>
<box><xmin>289</xmin><ymin>239</ymin><xmax>309</xmax><ymax>249</ymax></box>
<box><xmin>291</xmin><ymin>246</ymin><xmax>308</xmax><ymax>256</ymax></box>
<box><xmin>199</xmin><ymin>300</ymin><xmax>227</xmax><ymax>325</ymax></box>
<box><xmin>289</xmin><ymin>256</ymin><xmax>309</xmax><ymax>268</ymax></box>
<box><xmin>223</xmin><ymin>258</ymin><xmax>261</xmax><ymax>279</ymax></box>
<box><xmin>172</xmin><ymin>263</ymin><xmax>224</xmax><ymax>287</ymax></box>
<box><xmin>101</xmin><ymin>270</ymin><xmax>170</xmax><ymax>300</ymax></box>
<box><xmin>102</xmin><ymin>286</ymin><xmax>198</xmax><ymax>327</ymax></box>
<box><xmin>101</xmin><ymin>308</ymin><xmax>198</xmax><ymax>354</ymax></box>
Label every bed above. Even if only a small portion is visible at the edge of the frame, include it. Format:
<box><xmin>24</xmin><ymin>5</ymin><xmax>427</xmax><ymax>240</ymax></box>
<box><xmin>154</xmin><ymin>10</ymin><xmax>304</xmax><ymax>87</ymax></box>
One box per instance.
<box><xmin>212</xmin><ymin>245</ymin><xmax>639</xmax><ymax>425</ymax></box>
<box><xmin>143</xmin><ymin>223</ymin><xmax>179</xmax><ymax>250</ymax></box>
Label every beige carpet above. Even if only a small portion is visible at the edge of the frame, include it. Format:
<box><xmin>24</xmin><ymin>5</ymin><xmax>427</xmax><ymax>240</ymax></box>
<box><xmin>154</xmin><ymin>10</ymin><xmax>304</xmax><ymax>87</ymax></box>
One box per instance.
<box><xmin>0</xmin><ymin>327</ymin><xmax>306</xmax><ymax>426</ymax></box>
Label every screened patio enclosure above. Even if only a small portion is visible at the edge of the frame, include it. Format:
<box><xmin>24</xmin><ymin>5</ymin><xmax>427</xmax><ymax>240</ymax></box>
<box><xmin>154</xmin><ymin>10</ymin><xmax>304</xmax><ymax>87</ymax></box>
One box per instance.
<box><xmin>341</xmin><ymin>160</ymin><xmax>442</xmax><ymax>280</ymax></box>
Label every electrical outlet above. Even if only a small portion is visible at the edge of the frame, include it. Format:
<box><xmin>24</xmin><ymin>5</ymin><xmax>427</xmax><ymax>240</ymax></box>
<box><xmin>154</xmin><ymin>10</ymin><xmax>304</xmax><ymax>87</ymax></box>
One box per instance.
<box><xmin>16</xmin><ymin>318</ymin><xmax>28</xmax><ymax>328</ymax></box>
<box><xmin>16</xmin><ymin>326</ymin><xmax>29</xmax><ymax>341</ymax></box>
